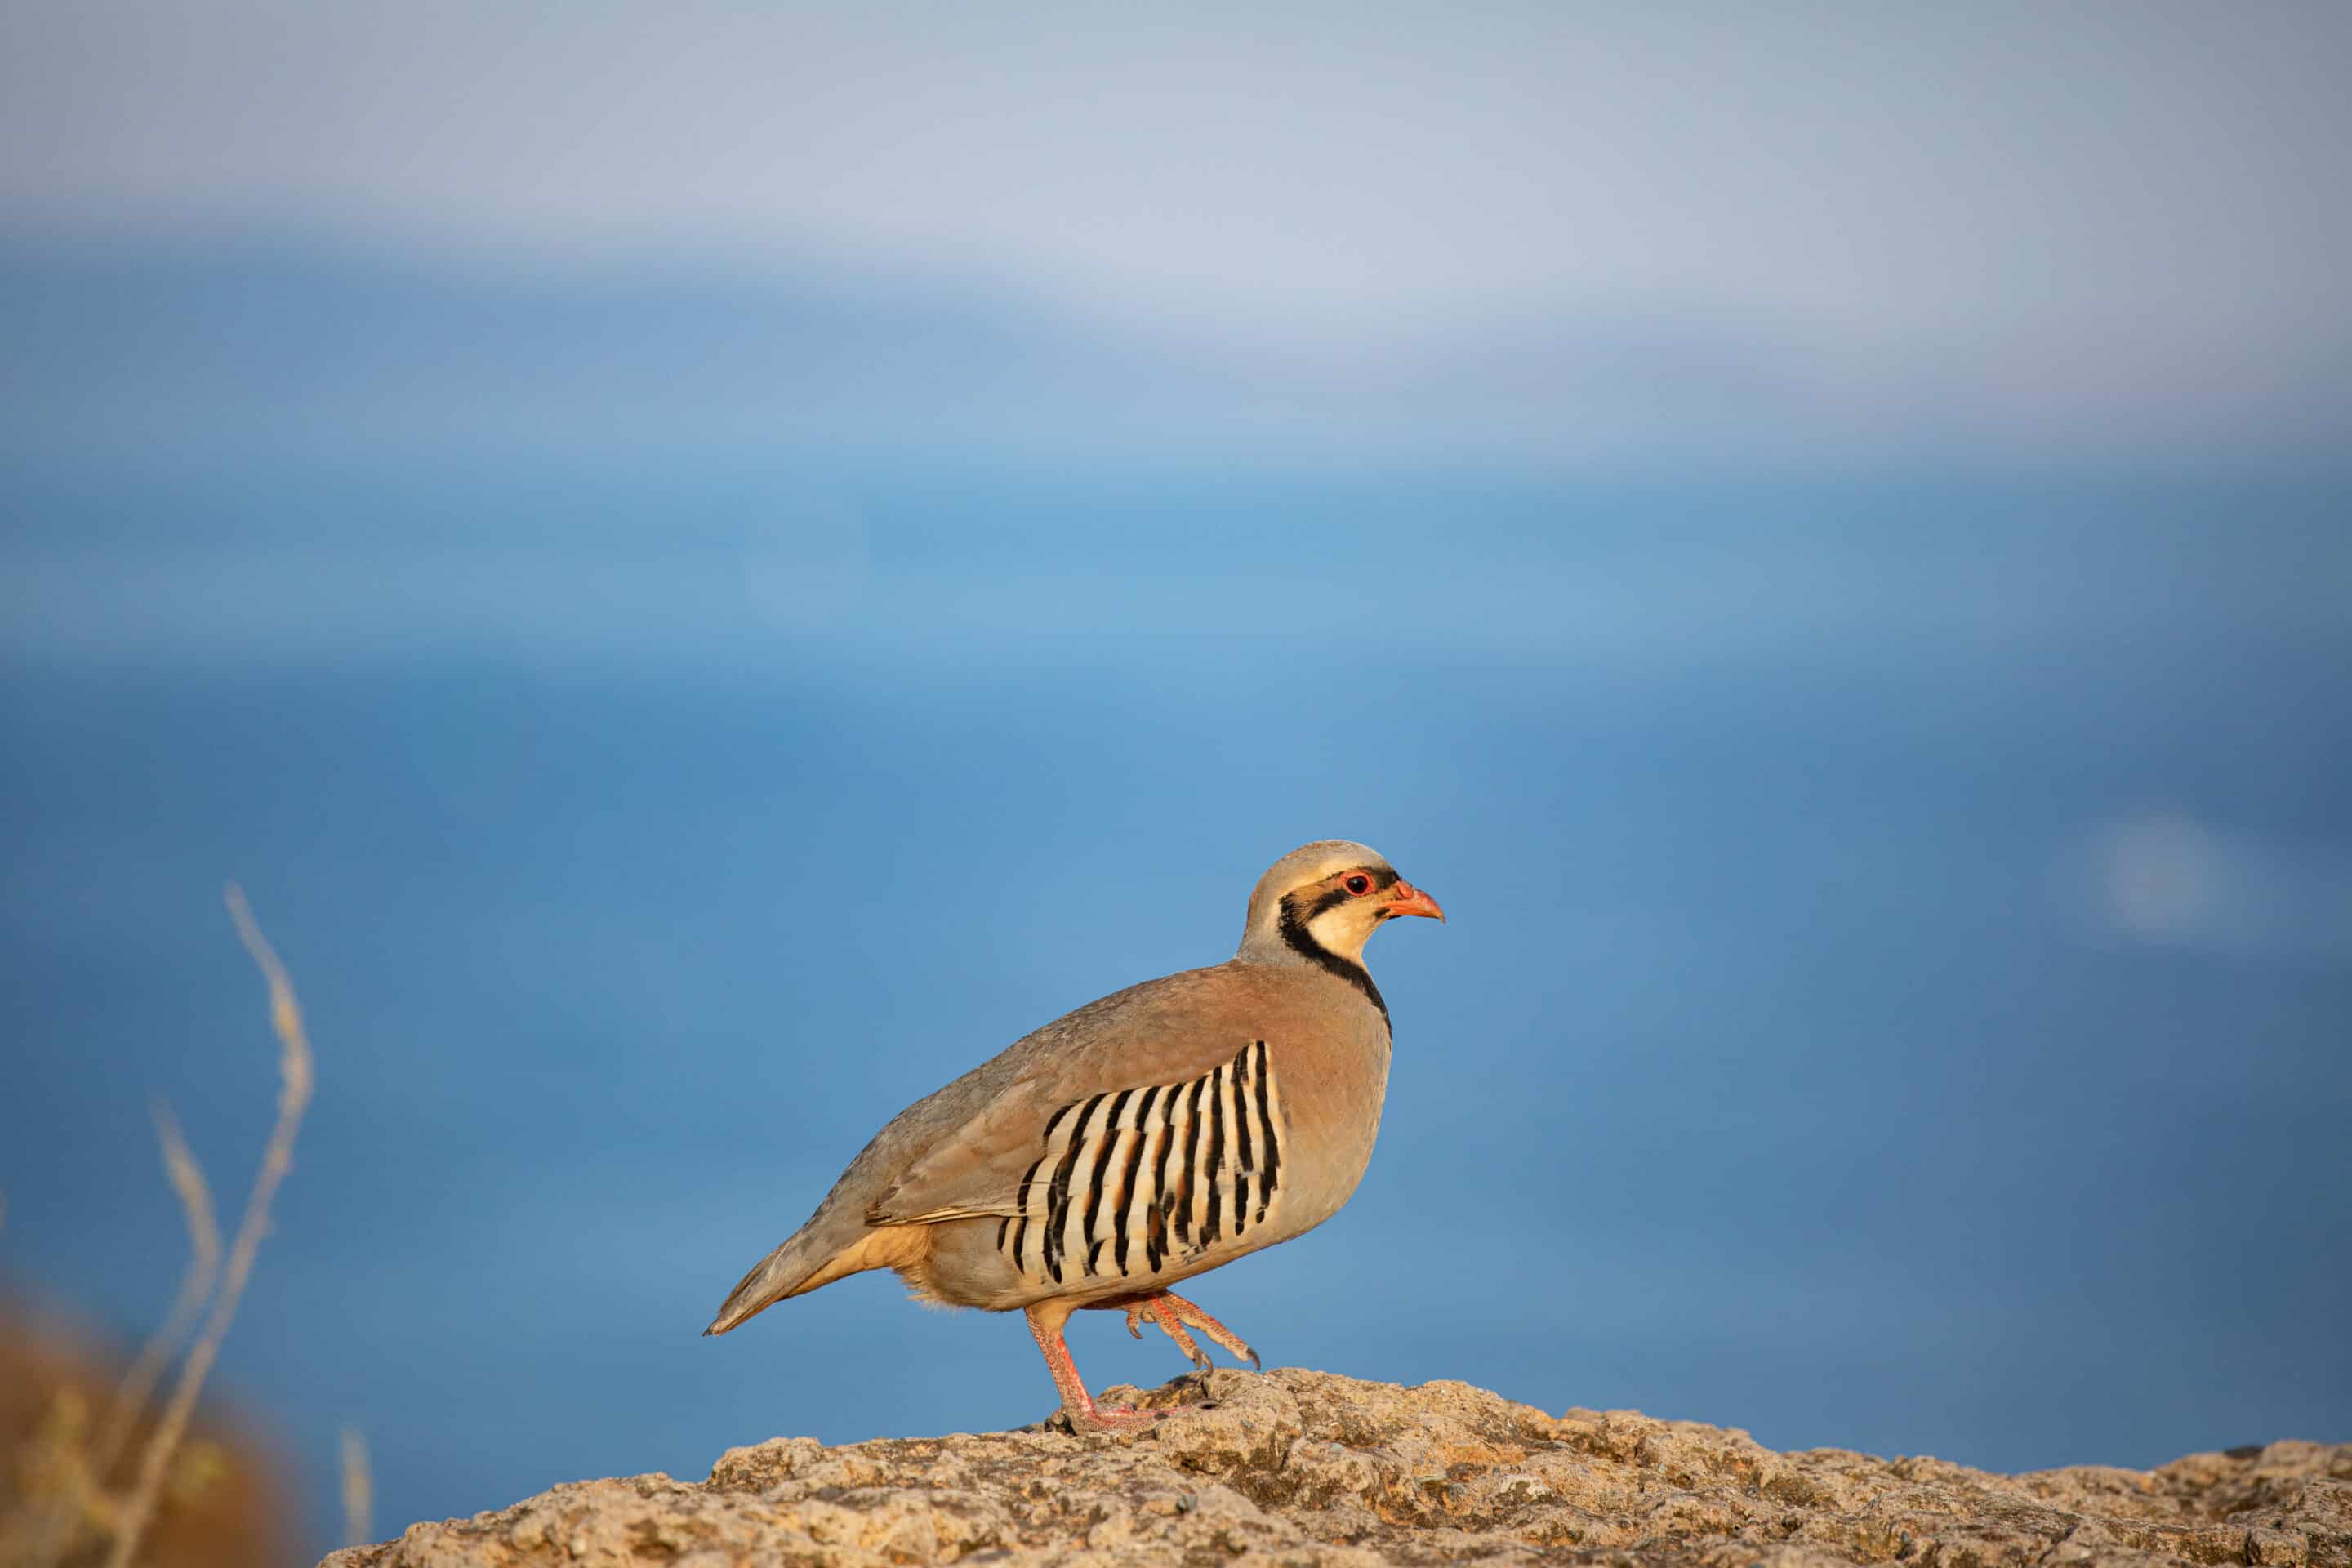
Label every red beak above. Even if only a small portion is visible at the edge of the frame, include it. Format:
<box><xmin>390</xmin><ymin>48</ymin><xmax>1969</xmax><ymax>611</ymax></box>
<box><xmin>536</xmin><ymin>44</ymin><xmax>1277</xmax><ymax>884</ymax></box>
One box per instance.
<box><xmin>1388</xmin><ymin>880</ymin><xmax>1446</xmax><ymax>922</ymax></box>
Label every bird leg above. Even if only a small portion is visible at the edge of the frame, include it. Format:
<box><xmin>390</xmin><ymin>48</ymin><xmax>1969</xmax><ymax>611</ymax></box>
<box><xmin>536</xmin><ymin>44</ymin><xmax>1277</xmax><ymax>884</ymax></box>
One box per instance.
<box><xmin>1116</xmin><ymin>1292</ymin><xmax>1263</xmax><ymax>1374</ymax></box>
<box><xmin>1024</xmin><ymin>1302</ymin><xmax>1159</xmax><ymax>1433</ymax></box>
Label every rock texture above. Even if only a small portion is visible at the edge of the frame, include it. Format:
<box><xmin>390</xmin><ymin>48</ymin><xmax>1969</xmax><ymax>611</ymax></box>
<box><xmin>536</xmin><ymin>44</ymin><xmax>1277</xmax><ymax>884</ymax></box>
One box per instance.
<box><xmin>321</xmin><ymin>1369</ymin><xmax>2348</xmax><ymax>1568</ymax></box>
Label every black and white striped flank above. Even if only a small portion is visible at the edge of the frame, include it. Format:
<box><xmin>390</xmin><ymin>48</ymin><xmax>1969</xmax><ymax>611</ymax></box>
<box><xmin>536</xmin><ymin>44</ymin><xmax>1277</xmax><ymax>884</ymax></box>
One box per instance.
<box><xmin>996</xmin><ymin>1040</ymin><xmax>1285</xmax><ymax>1286</ymax></box>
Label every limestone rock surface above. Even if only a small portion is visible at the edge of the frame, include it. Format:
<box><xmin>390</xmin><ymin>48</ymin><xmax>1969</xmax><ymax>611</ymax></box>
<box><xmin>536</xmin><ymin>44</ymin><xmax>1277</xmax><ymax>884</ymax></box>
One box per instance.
<box><xmin>320</xmin><ymin>1369</ymin><xmax>2349</xmax><ymax>1568</ymax></box>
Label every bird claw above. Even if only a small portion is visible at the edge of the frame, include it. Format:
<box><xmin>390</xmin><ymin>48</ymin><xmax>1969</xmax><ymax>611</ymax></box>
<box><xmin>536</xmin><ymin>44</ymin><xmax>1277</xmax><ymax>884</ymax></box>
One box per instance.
<box><xmin>1124</xmin><ymin>1293</ymin><xmax>1261</xmax><ymax>1377</ymax></box>
<box><xmin>1125</xmin><ymin>1299</ymin><xmax>1210</xmax><ymax>1371</ymax></box>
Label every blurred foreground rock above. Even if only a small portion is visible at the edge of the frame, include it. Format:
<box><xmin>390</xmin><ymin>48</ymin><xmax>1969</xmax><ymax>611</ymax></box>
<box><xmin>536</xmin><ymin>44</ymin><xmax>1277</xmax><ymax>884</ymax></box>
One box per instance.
<box><xmin>323</xmin><ymin>1368</ymin><xmax>2348</xmax><ymax>1568</ymax></box>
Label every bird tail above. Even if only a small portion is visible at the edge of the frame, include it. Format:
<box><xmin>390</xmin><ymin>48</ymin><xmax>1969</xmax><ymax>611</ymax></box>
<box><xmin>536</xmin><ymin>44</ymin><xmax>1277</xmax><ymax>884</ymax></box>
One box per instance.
<box><xmin>703</xmin><ymin>1232</ymin><xmax>828</xmax><ymax>1335</ymax></box>
<box><xmin>702</xmin><ymin>1220</ymin><xmax>924</xmax><ymax>1336</ymax></box>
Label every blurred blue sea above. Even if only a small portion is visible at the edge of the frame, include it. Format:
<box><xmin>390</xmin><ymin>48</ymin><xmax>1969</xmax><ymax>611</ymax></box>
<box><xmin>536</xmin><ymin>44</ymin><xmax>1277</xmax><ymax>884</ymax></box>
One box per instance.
<box><xmin>5</xmin><ymin>461</ymin><xmax>2349</xmax><ymax>1558</ymax></box>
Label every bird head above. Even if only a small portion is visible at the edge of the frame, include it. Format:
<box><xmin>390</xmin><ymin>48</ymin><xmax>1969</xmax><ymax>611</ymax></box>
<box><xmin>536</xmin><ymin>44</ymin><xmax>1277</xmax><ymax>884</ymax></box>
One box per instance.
<box><xmin>1236</xmin><ymin>840</ymin><xmax>1444</xmax><ymax>968</ymax></box>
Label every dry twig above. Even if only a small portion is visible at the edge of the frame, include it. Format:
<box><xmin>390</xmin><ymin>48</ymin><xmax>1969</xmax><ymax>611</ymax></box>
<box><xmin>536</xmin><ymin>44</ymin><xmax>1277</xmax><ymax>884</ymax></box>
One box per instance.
<box><xmin>339</xmin><ymin>1428</ymin><xmax>373</xmax><ymax>1549</ymax></box>
<box><xmin>4</xmin><ymin>1108</ymin><xmax>225</xmax><ymax>1568</ymax></box>
<box><xmin>90</xmin><ymin>1105</ymin><xmax>221</xmax><ymax>1478</ymax></box>
<box><xmin>99</xmin><ymin>885</ymin><xmax>314</xmax><ymax>1568</ymax></box>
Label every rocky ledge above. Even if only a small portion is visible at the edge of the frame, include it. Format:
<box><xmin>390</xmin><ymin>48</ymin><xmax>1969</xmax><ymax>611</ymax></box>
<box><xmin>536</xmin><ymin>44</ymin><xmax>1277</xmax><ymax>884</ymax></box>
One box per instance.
<box><xmin>321</xmin><ymin>1369</ymin><xmax>2348</xmax><ymax>1567</ymax></box>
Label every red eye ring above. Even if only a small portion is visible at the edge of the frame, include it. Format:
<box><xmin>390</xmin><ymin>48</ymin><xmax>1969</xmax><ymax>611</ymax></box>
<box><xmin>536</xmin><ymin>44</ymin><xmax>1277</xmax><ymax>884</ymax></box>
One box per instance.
<box><xmin>1343</xmin><ymin>874</ymin><xmax>1374</xmax><ymax>896</ymax></box>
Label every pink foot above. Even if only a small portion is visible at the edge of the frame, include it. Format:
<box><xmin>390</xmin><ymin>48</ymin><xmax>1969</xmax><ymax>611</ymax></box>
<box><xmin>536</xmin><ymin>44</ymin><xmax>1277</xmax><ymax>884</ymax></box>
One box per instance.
<box><xmin>1059</xmin><ymin>1401</ymin><xmax>1163</xmax><ymax>1433</ymax></box>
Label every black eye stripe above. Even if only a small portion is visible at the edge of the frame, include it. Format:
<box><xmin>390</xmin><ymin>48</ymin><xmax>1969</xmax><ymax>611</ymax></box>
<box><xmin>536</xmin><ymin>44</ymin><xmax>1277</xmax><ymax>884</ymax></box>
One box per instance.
<box><xmin>1304</xmin><ymin>886</ymin><xmax>1352</xmax><ymax>919</ymax></box>
<box><xmin>1297</xmin><ymin>867</ymin><xmax>1393</xmax><ymax>920</ymax></box>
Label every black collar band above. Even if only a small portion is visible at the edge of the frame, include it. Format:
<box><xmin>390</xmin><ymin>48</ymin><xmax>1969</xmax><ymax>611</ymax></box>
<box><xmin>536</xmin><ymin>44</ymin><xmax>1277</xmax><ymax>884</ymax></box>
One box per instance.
<box><xmin>1277</xmin><ymin>899</ymin><xmax>1390</xmax><ymax>1028</ymax></box>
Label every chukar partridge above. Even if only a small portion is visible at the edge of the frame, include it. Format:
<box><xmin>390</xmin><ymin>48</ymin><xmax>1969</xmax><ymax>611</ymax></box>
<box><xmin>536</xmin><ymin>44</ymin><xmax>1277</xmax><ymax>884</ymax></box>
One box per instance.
<box><xmin>704</xmin><ymin>840</ymin><xmax>1444</xmax><ymax>1432</ymax></box>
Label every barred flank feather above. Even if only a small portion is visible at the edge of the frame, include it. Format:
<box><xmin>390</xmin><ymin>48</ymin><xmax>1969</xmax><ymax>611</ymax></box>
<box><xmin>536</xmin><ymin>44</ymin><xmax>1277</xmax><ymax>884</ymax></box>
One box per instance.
<box><xmin>997</xmin><ymin>1041</ymin><xmax>1285</xmax><ymax>1286</ymax></box>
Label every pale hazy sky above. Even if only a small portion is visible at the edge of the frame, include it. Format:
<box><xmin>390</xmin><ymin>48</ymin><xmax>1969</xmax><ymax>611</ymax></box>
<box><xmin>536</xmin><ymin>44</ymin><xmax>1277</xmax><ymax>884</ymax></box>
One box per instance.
<box><xmin>5</xmin><ymin>2</ymin><xmax>2350</xmax><ymax>456</ymax></box>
